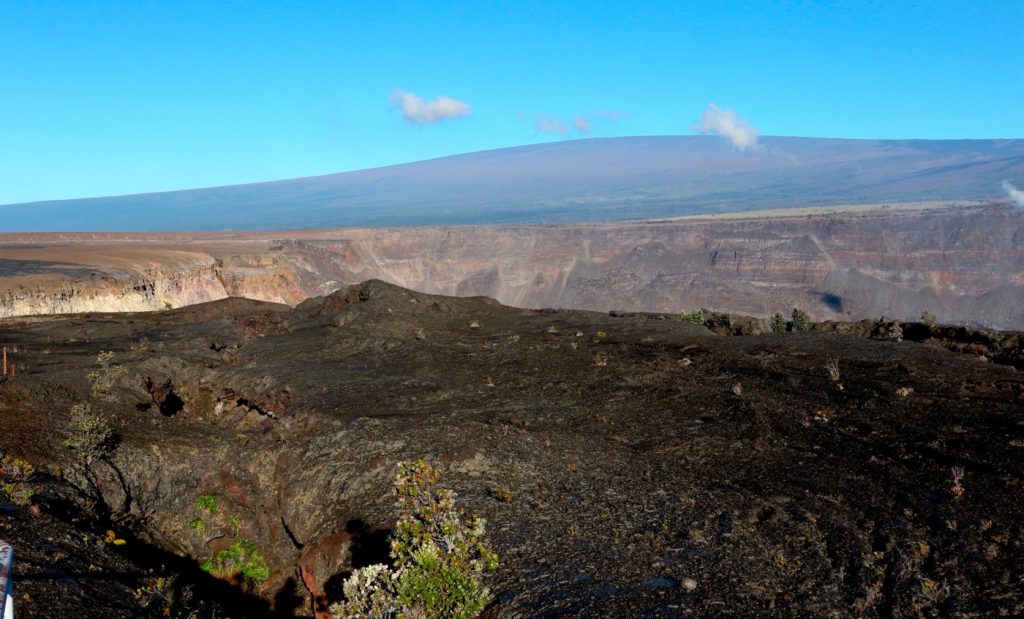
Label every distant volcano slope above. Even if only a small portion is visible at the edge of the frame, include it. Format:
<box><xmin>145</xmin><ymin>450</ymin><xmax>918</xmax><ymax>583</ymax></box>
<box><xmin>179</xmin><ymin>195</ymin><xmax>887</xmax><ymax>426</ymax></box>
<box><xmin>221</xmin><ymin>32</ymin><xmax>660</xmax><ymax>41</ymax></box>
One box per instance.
<box><xmin>2</xmin><ymin>136</ymin><xmax>1023</xmax><ymax>231</ymax></box>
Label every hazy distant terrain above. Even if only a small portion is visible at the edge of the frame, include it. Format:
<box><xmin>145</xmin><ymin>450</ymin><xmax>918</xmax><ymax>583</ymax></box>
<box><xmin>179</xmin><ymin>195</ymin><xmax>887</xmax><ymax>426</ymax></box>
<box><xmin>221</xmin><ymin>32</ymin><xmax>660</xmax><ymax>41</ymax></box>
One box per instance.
<box><xmin>2</xmin><ymin>136</ymin><xmax>1022</xmax><ymax>231</ymax></box>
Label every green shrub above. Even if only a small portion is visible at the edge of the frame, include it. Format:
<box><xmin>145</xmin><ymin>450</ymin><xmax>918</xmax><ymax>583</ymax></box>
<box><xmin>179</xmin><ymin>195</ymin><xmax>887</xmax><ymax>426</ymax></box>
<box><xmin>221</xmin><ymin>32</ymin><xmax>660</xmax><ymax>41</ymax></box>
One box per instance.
<box><xmin>791</xmin><ymin>308</ymin><xmax>811</xmax><ymax>332</ymax></box>
<box><xmin>64</xmin><ymin>403</ymin><xmax>115</xmax><ymax>465</ymax></box>
<box><xmin>1</xmin><ymin>453</ymin><xmax>36</xmax><ymax>506</ymax></box>
<box><xmin>87</xmin><ymin>351</ymin><xmax>126</xmax><ymax>401</ymax></box>
<box><xmin>333</xmin><ymin>459</ymin><xmax>498</xmax><ymax>619</ymax></box>
<box><xmin>769</xmin><ymin>312</ymin><xmax>788</xmax><ymax>333</ymax></box>
<box><xmin>225</xmin><ymin>514</ymin><xmax>242</xmax><ymax>536</ymax></box>
<box><xmin>196</xmin><ymin>495</ymin><xmax>218</xmax><ymax>514</ymax></box>
<box><xmin>679</xmin><ymin>309</ymin><xmax>706</xmax><ymax>325</ymax></box>
<box><xmin>824</xmin><ymin>357</ymin><xmax>841</xmax><ymax>383</ymax></box>
<box><xmin>920</xmin><ymin>311</ymin><xmax>937</xmax><ymax>328</ymax></box>
<box><xmin>61</xmin><ymin>402</ymin><xmax>118</xmax><ymax>513</ymax></box>
<box><xmin>189</xmin><ymin>493</ymin><xmax>266</xmax><ymax>588</ymax></box>
<box><xmin>201</xmin><ymin>539</ymin><xmax>269</xmax><ymax>586</ymax></box>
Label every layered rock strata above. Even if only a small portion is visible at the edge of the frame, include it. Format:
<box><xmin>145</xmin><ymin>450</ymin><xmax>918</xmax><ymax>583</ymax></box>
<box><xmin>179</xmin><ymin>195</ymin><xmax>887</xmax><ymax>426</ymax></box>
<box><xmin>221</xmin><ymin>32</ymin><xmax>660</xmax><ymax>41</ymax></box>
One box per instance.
<box><xmin>0</xmin><ymin>203</ymin><xmax>1021</xmax><ymax>328</ymax></box>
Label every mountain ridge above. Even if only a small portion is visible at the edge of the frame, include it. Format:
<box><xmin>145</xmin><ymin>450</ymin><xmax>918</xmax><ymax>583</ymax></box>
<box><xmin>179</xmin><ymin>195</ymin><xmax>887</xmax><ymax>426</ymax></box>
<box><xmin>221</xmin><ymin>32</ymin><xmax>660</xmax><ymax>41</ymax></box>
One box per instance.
<box><xmin>3</xmin><ymin>135</ymin><xmax>1022</xmax><ymax>232</ymax></box>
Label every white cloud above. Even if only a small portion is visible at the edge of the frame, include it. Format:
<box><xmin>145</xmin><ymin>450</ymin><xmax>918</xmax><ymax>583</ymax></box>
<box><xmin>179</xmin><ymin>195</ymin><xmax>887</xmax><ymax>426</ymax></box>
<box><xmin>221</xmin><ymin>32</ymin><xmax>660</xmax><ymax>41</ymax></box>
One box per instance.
<box><xmin>391</xmin><ymin>90</ymin><xmax>471</xmax><ymax>124</ymax></box>
<box><xmin>1003</xmin><ymin>180</ymin><xmax>1024</xmax><ymax>208</ymax></box>
<box><xmin>535</xmin><ymin>113</ymin><xmax>568</xmax><ymax>135</ymax></box>
<box><xmin>574</xmin><ymin>116</ymin><xmax>591</xmax><ymax>136</ymax></box>
<box><xmin>695</xmin><ymin>102</ymin><xmax>759</xmax><ymax>150</ymax></box>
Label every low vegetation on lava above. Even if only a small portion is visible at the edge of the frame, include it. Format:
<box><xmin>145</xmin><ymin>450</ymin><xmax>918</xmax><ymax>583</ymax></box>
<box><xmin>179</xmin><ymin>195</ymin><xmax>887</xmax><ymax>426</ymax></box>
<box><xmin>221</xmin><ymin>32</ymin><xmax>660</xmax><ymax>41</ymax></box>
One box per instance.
<box><xmin>1</xmin><ymin>280</ymin><xmax>1022</xmax><ymax>617</ymax></box>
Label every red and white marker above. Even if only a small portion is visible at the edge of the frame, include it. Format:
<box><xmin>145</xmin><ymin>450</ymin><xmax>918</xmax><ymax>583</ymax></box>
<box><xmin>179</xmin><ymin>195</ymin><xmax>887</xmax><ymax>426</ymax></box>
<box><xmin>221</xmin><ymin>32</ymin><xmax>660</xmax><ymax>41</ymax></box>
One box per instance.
<box><xmin>0</xmin><ymin>541</ymin><xmax>12</xmax><ymax>619</ymax></box>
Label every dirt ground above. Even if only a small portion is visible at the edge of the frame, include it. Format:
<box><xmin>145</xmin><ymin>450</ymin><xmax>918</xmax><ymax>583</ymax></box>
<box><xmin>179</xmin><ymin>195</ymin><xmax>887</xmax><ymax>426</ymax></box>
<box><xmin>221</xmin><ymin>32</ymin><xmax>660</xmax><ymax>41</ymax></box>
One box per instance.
<box><xmin>0</xmin><ymin>280</ymin><xmax>1022</xmax><ymax>617</ymax></box>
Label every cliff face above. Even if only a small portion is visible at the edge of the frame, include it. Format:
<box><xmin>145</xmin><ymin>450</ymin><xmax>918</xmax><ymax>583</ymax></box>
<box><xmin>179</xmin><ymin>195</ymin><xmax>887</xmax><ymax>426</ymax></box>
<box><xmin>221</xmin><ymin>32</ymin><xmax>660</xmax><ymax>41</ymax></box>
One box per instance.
<box><xmin>0</xmin><ymin>250</ymin><xmax>306</xmax><ymax>318</ymax></box>
<box><xmin>268</xmin><ymin>204</ymin><xmax>1024</xmax><ymax>328</ymax></box>
<box><xmin>0</xmin><ymin>204</ymin><xmax>1022</xmax><ymax>328</ymax></box>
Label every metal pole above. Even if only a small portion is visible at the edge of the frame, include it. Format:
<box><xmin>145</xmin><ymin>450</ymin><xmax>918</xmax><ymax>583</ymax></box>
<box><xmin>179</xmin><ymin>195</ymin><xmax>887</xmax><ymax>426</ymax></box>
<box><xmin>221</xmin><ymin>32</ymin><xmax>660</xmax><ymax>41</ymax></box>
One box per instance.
<box><xmin>2</xmin><ymin>347</ymin><xmax>6</xmax><ymax>376</ymax></box>
<box><xmin>0</xmin><ymin>541</ymin><xmax>13</xmax><ymax>619</ymax></box>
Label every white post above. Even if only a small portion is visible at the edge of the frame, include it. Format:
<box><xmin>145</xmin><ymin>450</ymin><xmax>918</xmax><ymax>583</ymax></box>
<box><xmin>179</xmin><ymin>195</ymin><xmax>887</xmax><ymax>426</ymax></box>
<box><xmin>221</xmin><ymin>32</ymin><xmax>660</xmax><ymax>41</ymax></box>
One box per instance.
<box><xmin>0</xmin><ymin>541</ymin><xmax>12</xmax><ymax>619</ymax></box>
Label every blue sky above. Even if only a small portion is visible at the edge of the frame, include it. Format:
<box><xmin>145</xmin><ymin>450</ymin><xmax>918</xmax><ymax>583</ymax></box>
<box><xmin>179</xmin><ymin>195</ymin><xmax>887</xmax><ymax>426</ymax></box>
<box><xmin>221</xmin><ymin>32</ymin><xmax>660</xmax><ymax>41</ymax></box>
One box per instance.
<box><xmin>1</xmin><ymin>0</ymin><xmax>1022</xmax><ymax>204</ymax></box>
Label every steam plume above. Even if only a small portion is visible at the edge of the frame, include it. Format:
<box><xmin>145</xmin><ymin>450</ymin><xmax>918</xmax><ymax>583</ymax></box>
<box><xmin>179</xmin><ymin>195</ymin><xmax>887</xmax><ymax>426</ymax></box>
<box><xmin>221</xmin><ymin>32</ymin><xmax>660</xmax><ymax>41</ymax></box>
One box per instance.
<box><xmin>574</xmin><ymin>116</ymin><xmax>591</xmax><ymax>136</ymax></box>
<box><xmin>696</xmin><ymin>102</ymin><xmax>758</xmax><ymax>150</ymax></box>
<box><xmin>535</xmin><ymin>113</ymin><xmax>569</xmax><ymax>135</ymax></box>
<box><xmin>1003</xmin><ymin>180</ymin><xmax>1024</xmax><ymax>207</ymax></box>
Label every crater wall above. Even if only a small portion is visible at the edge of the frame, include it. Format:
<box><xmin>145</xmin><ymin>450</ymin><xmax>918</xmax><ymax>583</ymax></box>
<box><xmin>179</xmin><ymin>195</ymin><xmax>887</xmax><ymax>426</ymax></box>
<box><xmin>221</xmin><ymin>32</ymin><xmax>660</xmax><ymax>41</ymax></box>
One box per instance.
<box><xmin>0</xmin><ymin>204</ymin><xmax>1021</xmax><ymax>328</ymax></box>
